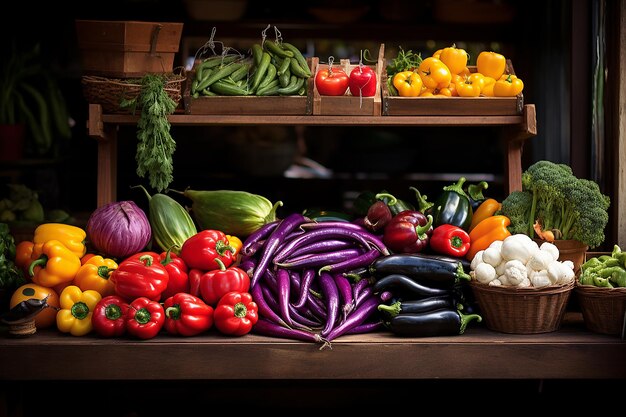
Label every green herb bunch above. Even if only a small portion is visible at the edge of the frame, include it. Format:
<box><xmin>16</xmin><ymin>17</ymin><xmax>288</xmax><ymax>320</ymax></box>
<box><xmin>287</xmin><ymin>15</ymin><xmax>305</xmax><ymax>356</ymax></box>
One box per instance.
<box><xmin>123</xmin><ymin>74</ymin><xmax>177</xmax><ymax>192</ymax></box>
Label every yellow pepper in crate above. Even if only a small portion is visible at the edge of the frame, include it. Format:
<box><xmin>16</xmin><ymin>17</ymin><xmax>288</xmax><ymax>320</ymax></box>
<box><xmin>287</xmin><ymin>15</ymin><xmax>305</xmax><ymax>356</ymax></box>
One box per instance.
<box><xmin>439</xmin><ymin>44</ymin><xmax>469</xmax><ymax>75</ymax></box>
<box><xmin>494</xmin><ymin>74</ymin><xmax>524</xmax><ymax>97</ymax></box>
<box><xmin>56</xmin><ymin>285</ymin><xmax>102</xmax><ymax>336</ymax></box>
<box><xmin>418</xmin><ymin>57</ymin><xmax>452</xmax><ymax>90</ymax></box>
<box><xmin>29</xmin><ymin>239</ymin><xmax>82</xmax><ymax>287</ymax></box>
<box><xmin>33</xmin><ymin>223</ymin><xmax>87</xmax><ymax>258</ymax></box>
<box><xmin>456</xmin><ymin>77</ymin><xmax>481</xmax><ymax>97</ymax></box>
<box><xmin>392</xmin><ymin>71</ymin><xmax>423</xmax><ymax>97</ymax></box>
<box><xmin>476</xmin><ymin>51</ymin><xmax>506</xmax><ymax>80</ymax></box>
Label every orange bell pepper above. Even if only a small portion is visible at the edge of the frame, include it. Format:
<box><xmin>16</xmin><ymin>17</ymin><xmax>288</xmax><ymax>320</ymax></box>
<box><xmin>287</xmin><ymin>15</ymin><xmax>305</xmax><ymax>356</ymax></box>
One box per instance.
<box><xmin>29</xmin><ymin>239</ymin><xmax>82</xmax><ymax>288</ymax></box>
<box><xmin>466</xmin><ymin>215</ymin><xmax>512</xmax><ymax>261</ymax></box>
<box><xmin>15</xmin><ymin>240</ymin><xmax>38</xmax><ymax>274</ymax></box>
<box><xmin>33</xmin><ymin>223</ymin><xmax>87</xmax><ymax>259</ymax></box>
<box><xmin>469</xmin><ymin>198</ymin><xmax>502</xmax><ymax>232</ymax></box>
<box><xmin>73</xmin><ymin>255</ymin><xmax>118</xmax><ymax>297</ymax></box>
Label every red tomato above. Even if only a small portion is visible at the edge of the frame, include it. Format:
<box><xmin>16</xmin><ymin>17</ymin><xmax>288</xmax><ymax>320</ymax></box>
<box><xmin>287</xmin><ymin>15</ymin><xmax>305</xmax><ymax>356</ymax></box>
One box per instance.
<box><xmin>349</xmin><ymin>65</ymin><xmax>377</xmax><ymax>97</ymax></box>
<box><xmin>315</xmin><ymin>67</ymin><xmax>349</xmax><ymax>96</ymax></box>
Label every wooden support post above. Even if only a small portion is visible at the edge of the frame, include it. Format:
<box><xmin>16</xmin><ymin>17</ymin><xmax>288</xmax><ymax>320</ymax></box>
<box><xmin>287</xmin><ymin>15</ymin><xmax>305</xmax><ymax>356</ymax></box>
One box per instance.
<box><xmin>88</xmin><ymin>104</ymin><xmax>118</xmax><ymax>207</ymax></box>
<box><xmin>503</xmin><ymin>104</ymin><xmax>537</xmax><ymax>193</ymax></box>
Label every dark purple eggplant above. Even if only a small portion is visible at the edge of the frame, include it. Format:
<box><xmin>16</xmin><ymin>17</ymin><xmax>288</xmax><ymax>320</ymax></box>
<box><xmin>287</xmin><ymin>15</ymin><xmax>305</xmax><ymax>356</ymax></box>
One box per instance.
<box><xmin>369</xmin><ymin>253</ymin><xmax>471</xmax><ymax>288</ymax></box>
<box><xmin>373</xmin><ymin>274</ymin><xmax>452</xmax><ymax>298</ymax></box>
<box><xmin>293</xmin><ymin>269</ymin><xmax>316</xmax><ymax>309</ymax></box>
<box><xmin>377</xmin><ymin>296</ymin><xmax>456</xmax><ymax>318</ymax></box>
<box><xmin>384</xmin><ymin>309</ymin><xmax>482</xmax><ymax>337</ymax></box>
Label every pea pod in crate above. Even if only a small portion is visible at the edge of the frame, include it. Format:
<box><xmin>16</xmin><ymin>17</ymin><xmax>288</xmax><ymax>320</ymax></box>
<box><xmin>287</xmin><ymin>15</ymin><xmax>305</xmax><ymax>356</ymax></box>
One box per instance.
<box><xmin>370</xmin><ymin>253</ymin><xmax>471</xmax><ymax>289</ymax></box>
<box><xmin>384</xmin><ymin>308</ymin><xmax>482</xmax><ymax>337</ymax></box>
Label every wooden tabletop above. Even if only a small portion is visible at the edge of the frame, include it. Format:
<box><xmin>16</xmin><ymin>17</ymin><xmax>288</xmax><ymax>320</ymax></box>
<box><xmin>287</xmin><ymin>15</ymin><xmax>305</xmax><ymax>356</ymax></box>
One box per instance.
<box><xmin>1</xmin><ymin>312</ymin><xmax>624</xmax><ymax>381</ymax></box>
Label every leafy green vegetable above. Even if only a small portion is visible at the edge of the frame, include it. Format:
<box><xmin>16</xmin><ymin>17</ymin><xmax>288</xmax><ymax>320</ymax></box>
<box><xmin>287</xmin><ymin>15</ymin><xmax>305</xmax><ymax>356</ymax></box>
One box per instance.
<box><xmin>122</xmin><ymin>74</ymin><xmax>177</xmax><ymax>192</ymax></box>
<box><xmin>0</xmin><ymin>223</ymin><xmax>25</xmax><ymax>290</ymax></box>
<box><xmin>498</xmin><ymin>160</ymin><xmax>610</xmax><ymax>248</ymax></box>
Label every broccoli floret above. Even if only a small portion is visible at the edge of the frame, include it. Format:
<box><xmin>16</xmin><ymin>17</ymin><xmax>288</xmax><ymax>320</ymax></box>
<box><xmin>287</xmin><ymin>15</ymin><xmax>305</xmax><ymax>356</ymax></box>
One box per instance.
<box><xmin>512</xmin><ymin>160</ymin><xmax>610</xmax><ymax>248</ymax></box>
<box><xmin>498</xmin><ymin>190</ymin><xmax>533</xmax><ymax>235</ymax></box>
<box><xmin>561</xmin><ymin>178</ymin><xmax>610</xmax><ymax>248</ymax></box>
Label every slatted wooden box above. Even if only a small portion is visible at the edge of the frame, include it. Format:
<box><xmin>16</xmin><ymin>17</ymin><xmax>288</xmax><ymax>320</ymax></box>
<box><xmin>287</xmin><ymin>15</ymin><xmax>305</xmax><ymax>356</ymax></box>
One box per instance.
<box><xmin>312</xmin><ymin>44</ymin><xmax>384</xmax><ymax>116</ymax></box>
<box><xmin>76</xmin><ymin>20</ymin><xmax>184</xmax><ymax>78</ymax></box>
<box><xmin>382</xmin><ymin>59</ymin><xmax>523</xmax><ymax>116</ymax></box>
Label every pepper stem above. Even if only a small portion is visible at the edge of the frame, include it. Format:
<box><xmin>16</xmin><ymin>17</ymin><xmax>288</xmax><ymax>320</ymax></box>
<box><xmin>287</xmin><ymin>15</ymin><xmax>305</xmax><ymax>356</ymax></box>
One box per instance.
<box><xmin>415</xmin><ymin>215</ymin><xmax>433</xmax><ymax>241</ymax></box>
<box><xmin>458</xmin><ymin>310</ymin><xmax>482</xmax><ymax>334</ymax></box>
<box><xmin>443</xmin><ymin>177</ymin><xmax>470</xmax><ymax>199</ymax></box>
<box><xmin>374</xmin><ymin>192</ymin><xmax>398</xmax><ymax>207</ymax></box>
<box><xmin>466</xmin><ymin>181</ymin><xmax>488</xmax><ymax>202</ymax></box>
<box><xmin>233</xmin><ymin>302</ymin><xmax>247</xmax><ymax>318</ymax></box>
<box><xmin>410</xmin><ymin>186</ymin><xmax>433</xmax><ymax>213</ymax></box>
<box><xmin>28</xmin><ymin>255</ymin><xmax>48</xmax><ymax>277</ymax></box>
<box><xmin>105</xmin><ymin>303</ymin><xmax>123</xmax><ymax>320</ymax></box>
<box><xmin>97</xmin><ymin>265</ymin><xmax>114</xmax><ymax>279</ymax></box>
<box><xmin>134</xmin><ymin>308</ymin><xmax>152</xmax><ymax>325</ymax></box>
<box><xmin>71</xmin><ymin>301</ymin><xmax>90</xmax><ymax>320</ymax></box>
<box><xmin>165</xmin><ymin>305</ymin><xmax>181</xmax><ymax>320</ymax></box>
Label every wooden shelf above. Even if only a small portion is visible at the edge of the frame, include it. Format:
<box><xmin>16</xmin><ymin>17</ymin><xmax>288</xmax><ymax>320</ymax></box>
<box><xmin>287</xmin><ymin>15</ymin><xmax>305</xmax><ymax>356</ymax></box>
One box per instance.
<box><xmin>1</xmin><ymin>313</ymin><xmax>624</xmax><ymax>380</ymax></box>
<box><xmin>86</xmin><ymin>103</ymin><xmax>536</xmax><ymax>207</ymax></box>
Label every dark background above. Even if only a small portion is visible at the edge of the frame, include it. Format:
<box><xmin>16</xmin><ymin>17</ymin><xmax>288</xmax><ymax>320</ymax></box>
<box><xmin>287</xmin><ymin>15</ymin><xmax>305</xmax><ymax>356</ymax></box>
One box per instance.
<box><xmin>1</xmin><ymin>0</ymin><xmax>609</xmax><ymax>236</ymax></box>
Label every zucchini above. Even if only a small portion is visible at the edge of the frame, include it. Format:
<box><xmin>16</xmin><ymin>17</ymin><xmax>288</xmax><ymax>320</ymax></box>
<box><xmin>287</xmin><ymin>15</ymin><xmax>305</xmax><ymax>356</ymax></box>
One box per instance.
<box><xmin>133</xmin><ymin>185</ymin><xmax>197</xmax><ymax>254</ymax></box>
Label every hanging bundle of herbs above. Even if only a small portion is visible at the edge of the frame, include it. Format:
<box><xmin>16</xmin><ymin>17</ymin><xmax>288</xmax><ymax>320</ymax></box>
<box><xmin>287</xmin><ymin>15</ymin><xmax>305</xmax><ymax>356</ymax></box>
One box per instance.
<box><xmin>122</xmin><ymin>74</ymin><xmax>177</xmax><ymax>192</ymax></box>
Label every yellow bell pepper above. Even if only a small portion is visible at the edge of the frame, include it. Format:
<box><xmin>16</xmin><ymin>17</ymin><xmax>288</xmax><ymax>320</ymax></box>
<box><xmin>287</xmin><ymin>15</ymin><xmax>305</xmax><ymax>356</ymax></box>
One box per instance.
<box><xmin>456</xmin><ymin>77</ymin><xmax>481</xmax><ymax>97</ymax></box>
<box><xmin>393</xmin><ymin>71</ymin><xmax>423</xmax><ymax>97</ymax></box>
<box><xmin>29</xmin><ymin>239</ymin><xmax>82</xmax><ymax>288</ymax></box>
<box><xmin>56</xmin><ymin>285</ymin><xmax>101</xmax><ymax>336</ymax></box>
<box><xmin>33</xmin><ymin>223</ymin><xmax>87</xmax><ymax>259</ymax></box>
<box><xmin>480</xmin><ymin>76</ymin><xmax>497</xmax><ymax>97</ymax></box>
<box><xmin>493</xmin><ymin>74</ymin><xmax>524</xmax><ymax>97</ymax></box>
<box><xmin>476</xmin><ymin>51</ymin><xmax>506</xmax><ymax>80</ymax></box>
<box><xmin>419</xmin><ymin>88</ymin><xmax>451</xmax><ymax>97</ymax></box>
<box><xmin>73</xmin><ymin>255</ymin><xmax>118</xmax><ymax>297</ymax></box>
<box><xmin>418</xmin><ymin>57</ymin><xmax>452</xmax><ymax>90</ymax></box>
<box><xmin>469</xmin><ymin>198</ymin><xmax>502</xmax><ymax>232</ymax></box>
<box><xmin>439</xmin><ymin>44</ymin><xmax>469</xmax><ymax>75</ymax></box>
<box><xmin>466</xmin><ymin>215</ymin><xmax>512</xmax><ymax>261</ymax></box>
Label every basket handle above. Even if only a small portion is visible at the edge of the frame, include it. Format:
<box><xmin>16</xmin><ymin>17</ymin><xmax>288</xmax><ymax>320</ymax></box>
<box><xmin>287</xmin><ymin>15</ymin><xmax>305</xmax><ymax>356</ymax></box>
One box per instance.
<box><xmin>150</xmin><ymin>24</ymin><xmax>163</xmax><ymax>57</ymax></box>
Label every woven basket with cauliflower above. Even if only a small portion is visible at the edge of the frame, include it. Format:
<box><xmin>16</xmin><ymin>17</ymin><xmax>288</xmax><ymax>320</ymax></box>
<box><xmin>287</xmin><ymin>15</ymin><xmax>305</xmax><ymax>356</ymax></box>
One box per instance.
<box><xmin>469</xmin><ymin>233</ymin><xmax>575</xmax><ymax>334</ymax></box>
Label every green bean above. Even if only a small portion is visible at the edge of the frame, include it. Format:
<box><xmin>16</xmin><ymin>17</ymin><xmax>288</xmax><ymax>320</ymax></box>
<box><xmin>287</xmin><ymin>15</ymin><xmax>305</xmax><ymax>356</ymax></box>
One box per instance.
<box><xmin>281</xmin><ymin>42</ymin><xmax>312</xmax><ymax>77</ymax></box>
<box><xmin>250</xmin><ymin>52</ymin><xmax>271</xmax><ymax>92</ymax></box>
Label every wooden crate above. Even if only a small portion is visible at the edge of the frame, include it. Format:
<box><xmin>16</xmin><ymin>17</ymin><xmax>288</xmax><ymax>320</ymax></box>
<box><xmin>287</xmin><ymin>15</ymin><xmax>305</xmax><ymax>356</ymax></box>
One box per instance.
<box><xmin>382</xmin><ymin>59</ymin><xmax>523</xmax><ymax>116</ymax></box>
<box><xmin>184</xmin><ymin>58</ymin><xmax>314</xmax><ymax>115</ymax></box>
<box><xmin>312</xmin><ymin>44</ymin><xmax>384</xmax><ymax>116</ymax></box>
<box><xmin>76</xmin><ymin>20</ymin><xmax>183</xmax><ymax>78</ymax></box>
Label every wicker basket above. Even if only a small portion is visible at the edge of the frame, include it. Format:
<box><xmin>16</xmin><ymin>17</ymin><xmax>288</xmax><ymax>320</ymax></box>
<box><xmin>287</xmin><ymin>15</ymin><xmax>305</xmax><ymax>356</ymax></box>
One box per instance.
<box><xmin>575</xmin><ymin>283</ymin><xmax>626</xmax><ymax>336</ymax></box>
<box><xmin>469</xmin><ymin>280</ymin><xmax>575</xmax><ymax>334</ymax></box>
<box><xmin>81</xmin><ymin>72</ymin><xmax>185</xmax><ymax>113</ymax></box>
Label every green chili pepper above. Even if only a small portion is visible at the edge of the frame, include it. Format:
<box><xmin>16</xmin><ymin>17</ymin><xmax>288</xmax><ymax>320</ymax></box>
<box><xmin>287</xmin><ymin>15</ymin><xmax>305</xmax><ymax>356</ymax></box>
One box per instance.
<box><xmin>609</xmin><ymin>268</ymin><xmax>626</xmax><ymax>287</ymax></box>
<box><xmin>579</xmin><ymin>271</ymin><xmax>596</xmax><ymax>286</ymax></box>
<box><xmin>599</xmin><ymin>265</ymin><xmax>626</xmax><ymax>278</ymax></box>
<box><xmin>593</xmin><ymin>275</ymin><xmax>614</xmax><ymax>288</ymax></box>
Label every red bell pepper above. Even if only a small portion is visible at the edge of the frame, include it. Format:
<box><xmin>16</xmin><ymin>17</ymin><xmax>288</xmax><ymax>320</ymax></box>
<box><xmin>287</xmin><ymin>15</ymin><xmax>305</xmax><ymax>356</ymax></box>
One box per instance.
<box><xmin>180</xmin><ymin>230</ymin><xmax>236</xmax><ymax>271</ymax></box>
<box><xmin>188</xmin><ymin>268</ymin><xmax>203</xmax><ymax>298</ymax></box>
<box><xmin>429</xmin><ymin>224</ymin><xmax>471</xmax><ymax>257</ymax></box>
<box><xmin>92</xmin><ymin>295</ymin><xmax>130</xmax><ymax>338</ymax></box>
<box><xmin>126</xmin><ymin>296</ymin><xmax>165</xmax><ymax>339</ymax></box>
<box><xmin>383</xmin><ymin>210</ymin><xmax>433</xmax><ymax>254</ymax></box>
<box><xmin>213</xmin><ymin>291</ymin><xmax>258</xmax><ymax>336</ymax></box>
<box><xmin>163</xmin><ymin>292</ymin><xmax>214</xmax><ymax>336</ymax></box>
<box><xmin>158</xmin><ymin>249</ymin><xmax>189</xmax><ymax>301</ymax></box>
<box><xmin>110</xmin><ymin>252</ymin><xmax>169</xmax><ymax>302</ymax></box>
<box><xmin>199</xmin><ymin>259</ymin><xmax>250</xmax><ymax>306</ymax></box>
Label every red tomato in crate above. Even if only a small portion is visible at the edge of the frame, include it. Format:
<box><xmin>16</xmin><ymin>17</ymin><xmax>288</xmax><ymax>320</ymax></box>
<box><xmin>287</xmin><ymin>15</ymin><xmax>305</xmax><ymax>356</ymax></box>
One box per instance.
<box><xmin>315</xmin><ymin>67</ymin><xmax>349</xmax><ymax>96</ymax></box>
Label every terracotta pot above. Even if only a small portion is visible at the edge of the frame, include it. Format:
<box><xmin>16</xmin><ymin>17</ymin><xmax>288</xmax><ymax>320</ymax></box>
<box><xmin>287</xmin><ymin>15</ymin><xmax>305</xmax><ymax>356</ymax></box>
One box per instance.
<box><xmin>535</xmin><ymin>238</ymin><xmax>588</xmax><ymax>275</ymax></box>
<box><xmin>0</xmin><ymin>124</ymin><xmax>25</xmax><ymax>161</ymax></box>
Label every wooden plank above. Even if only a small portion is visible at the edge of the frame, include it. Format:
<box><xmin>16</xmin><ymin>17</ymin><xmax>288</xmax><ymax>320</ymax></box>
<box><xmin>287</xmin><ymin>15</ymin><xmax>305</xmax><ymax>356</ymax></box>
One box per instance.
<box><xmin>1</xmin><ymin>316</ymin><xmax>624</xmax><ymax>381</ymax></box>
<box><xmin>87</xmin><ymin>104</ymin><xmax>118</xmax><ymax>207</ymax></box>
<box><xmin>617</xmin><ymin>1</ymin><xmax>626</xmax><ymax>247</ymax></box>
<box><xmin>503</xmin><ymin>104</ymin><xmax>536</xmax><ymax>193</ymax></box>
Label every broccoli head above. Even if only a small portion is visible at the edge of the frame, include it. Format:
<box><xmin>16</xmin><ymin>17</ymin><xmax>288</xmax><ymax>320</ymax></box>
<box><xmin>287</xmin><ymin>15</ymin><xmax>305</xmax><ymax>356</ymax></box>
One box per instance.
<box><xmin>498</xmin><ymin>190</ymin><xmax>533</xmax><ymax>235</ymax></box>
